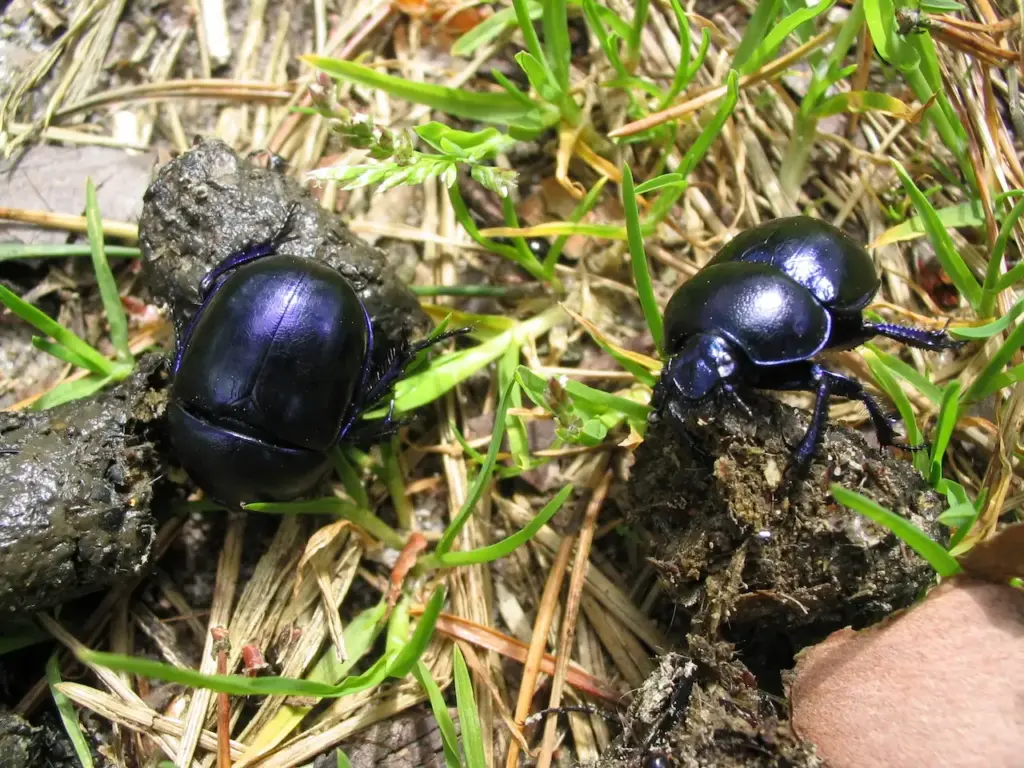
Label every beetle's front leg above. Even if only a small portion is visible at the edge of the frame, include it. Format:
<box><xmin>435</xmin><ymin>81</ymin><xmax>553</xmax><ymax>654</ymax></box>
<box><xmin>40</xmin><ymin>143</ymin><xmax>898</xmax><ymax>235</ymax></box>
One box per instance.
<box><xmin>198</xmin><ymin>202</ymin><xmax>302</xmax><ymax>297</ymax></box>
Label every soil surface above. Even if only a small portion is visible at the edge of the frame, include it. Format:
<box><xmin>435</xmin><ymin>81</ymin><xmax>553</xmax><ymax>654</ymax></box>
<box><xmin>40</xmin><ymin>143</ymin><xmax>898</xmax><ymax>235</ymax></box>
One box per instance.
<box><xmin>0</xmin><ymin>353</ymin><xmax>169</xmax><ymax>614</ymax></box>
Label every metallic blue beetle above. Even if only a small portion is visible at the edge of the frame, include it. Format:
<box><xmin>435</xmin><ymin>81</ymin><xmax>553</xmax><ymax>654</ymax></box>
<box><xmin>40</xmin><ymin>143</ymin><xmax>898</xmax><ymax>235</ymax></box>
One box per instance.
<box><xmin>168</xmin><ymin>205</ymin><xmax>463</xmax><ymax>507</ymax></box>
<box><xmin>652</xmin><ymin>216</ymin><xmax>961</xmax><ymax>474</ymax></box>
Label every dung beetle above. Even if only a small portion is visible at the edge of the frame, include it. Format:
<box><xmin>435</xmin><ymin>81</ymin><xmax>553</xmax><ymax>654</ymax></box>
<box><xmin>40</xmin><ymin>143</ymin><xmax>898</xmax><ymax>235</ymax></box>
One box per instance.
<box><xmin>652</xmin><ymin>216</ymin><xmax>961</xmax><ymax>475</ymax></box>
<box><xmin>168</xmin><ymin>204</ymin><xmax>465</xmax><ymax>507</ymax></box>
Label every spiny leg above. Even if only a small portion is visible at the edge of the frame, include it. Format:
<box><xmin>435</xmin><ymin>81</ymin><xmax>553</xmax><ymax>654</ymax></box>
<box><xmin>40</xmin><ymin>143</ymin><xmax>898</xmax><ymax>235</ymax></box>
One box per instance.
<box><xmin>819</xmin><ymin>367</ymin><xmax>928</xmax><ymax>452</ymax></box>
<box><xmin>198</xmin><ymin>202</ymin><xmax>301</xmax><ymax>297</ymax></box>
<box><xmin>359</xmin><ymin>328</ymin><xmax>470</xmax><ymax>409</ymax></box>
<box><xmin>860</xmin><ymin>321</ymin><xmax>963</xmax><ymax>352</ymax></box>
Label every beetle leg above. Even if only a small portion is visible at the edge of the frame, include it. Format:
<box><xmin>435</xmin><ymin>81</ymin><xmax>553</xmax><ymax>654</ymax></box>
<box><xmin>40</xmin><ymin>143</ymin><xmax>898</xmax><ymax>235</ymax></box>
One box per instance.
<box><xmin>721</xmin><ymin>382</ymin><xmax>754</xmax><ymax>420</ymax></box>
<box><xmin>792</xmin><ymin>366</ymin><xmax>833</xmax><ymax>474</ymax></box>
<box><xmin>820</xmin><ymin>369</ymin><xmax>930</xmax><ymax>452</ymax></box>
<box><xmin>198</xmin><ymin>202</ymin><xmax>302</xmax><ymax>297</ymax></box>
<box><xmin>358</xmin><ymin>328</ymin><xmax>471</xmax><ymax>409</ymax></box>
<box><xmin>860</xmin><ymin>322</ymin><xmax>965</xmax><ymax>352</ymax></box>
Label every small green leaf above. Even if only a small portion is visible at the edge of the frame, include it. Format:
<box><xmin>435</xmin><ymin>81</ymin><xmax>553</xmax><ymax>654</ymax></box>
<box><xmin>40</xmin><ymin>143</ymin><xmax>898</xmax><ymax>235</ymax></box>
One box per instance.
<box><xmin>863</xmin><ymin>0</ymin><xmax>919</xmax><ymax>68</ymax></box>
<box><xmin>48</xmin><ymin>654</ymin><xmax>94</xmax><ymax>768</ymax></box>
<box><xmin>516</xmin><ymin>51</ymin><xmax>561</xmax><ymax>103</ymax></box>
<box><xmin>812</xmin><ymin>90</ymin><xmax>916</xmax><ymax>120</ymax></box>
<box><xmin>336</xmin><ymin>749</ymin><xmax>354</xmax><ymax>768</ymax></box>
<box><xmin>621</xmin><ymin>164</ymin><xmax>663</xmax><ymax>353</ymax></box>
<box><xmin>892</xmin><ymin>159</ymin><xmax>983</xmax><ymax>309</ymax></box>
<box><xmin>831</xmin><ymin>485</ymin><xmax>961</xmax><ymax>577</ymax></box>
<box><xmin>454</xmin><ymin>645</ymin><xmax>487</xmax><ymax>768</ymax></box>
<box><xmin>937</xmin><ymin>501</ymin><xmax>977</xmax><ymax>529</ymax></box>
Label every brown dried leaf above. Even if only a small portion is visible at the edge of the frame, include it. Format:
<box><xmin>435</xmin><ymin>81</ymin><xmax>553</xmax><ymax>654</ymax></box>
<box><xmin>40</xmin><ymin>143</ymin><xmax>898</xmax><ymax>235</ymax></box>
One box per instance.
<box><xmin>790</xmin><ymin>577</ymin><xmax>1024</xmax><ymax>768</ymax></box>
<box><xmin>957</xmin><ymin>523</ymin><xmax>1024</xmax><ymax>583</ymax></box>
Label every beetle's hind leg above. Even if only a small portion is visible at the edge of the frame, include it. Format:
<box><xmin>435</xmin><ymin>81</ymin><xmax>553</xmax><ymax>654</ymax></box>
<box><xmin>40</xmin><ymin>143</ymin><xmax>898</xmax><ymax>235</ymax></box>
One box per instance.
<box><xmin>861</xmin><ymin>321</ymin><xmax>964</xmax><ymax>352</ymax></box>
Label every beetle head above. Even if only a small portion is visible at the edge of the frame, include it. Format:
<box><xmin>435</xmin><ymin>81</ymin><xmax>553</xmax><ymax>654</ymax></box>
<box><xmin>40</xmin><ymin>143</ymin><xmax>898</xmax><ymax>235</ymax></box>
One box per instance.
<box><xmin>662</xmin><ymin>333</ymin><xmax>738</xmax><ymax>402</ymax></box>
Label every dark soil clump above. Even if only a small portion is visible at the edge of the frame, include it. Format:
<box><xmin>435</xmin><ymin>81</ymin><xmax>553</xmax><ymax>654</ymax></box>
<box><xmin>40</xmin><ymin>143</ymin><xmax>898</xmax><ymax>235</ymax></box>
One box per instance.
<box><xmin>587</xmin><ymin>641</ymin><xmax>823</xmax><ymax>768</ymax></box>
<box><xmin>137</xmin><ymin>139</ymin><xmax>429</xmax><ymax>372</ymax></box>
<box><xmin>627</xmin><ymin>392</ymin><xmax>946</xmax><ymax>656</ymax></box>
<box><xmin>0</xmin><ymin>353</ymin><xmax>170</xmax><ymax>614</ymax></box>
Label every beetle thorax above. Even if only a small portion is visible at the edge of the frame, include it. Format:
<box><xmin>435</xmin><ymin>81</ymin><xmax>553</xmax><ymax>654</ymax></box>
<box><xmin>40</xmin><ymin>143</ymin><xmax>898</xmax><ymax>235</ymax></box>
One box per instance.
<box><xmin>666</xmin><ymin>333</ymin><xmax>738</xmax><ymax>401</ymax></box>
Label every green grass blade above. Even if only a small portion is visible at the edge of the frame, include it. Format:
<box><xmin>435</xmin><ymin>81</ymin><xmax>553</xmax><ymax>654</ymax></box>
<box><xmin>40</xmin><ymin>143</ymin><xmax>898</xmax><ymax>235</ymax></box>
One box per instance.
<box><xmin>386</xmin><ymin>586</ymin><xmax>446</xmax><ymax>679</ymax></box>
<box><xmin>929</xmin><ymin>381</ymin><xmax>961</xmax><ymax>487</ymax></box>
<box><xmin>425</xmin><ymin>486</ymin><xmax>572</xmax><ymax>569</ymax></box>
<box><xmin>303</xmin><ymin>56</ymin><xmax>550</xmax><ymax>130</ymax></box>
<box><xmin>985</xmin><ymin>195</ymin><xmax>1024</xmax><ymax>308</ymax></box>
<box><xmin>33</xmin><ymin>373</ymin><xmax>115</xmax><ymax>410</ymax></box>
<box><xmin>499</xmin><ymin>344</ymin><xmax>530</xmax><ymax>470</ymax></box>
<box><xmin>831</xmin><ymin>485</ymin><xmax>962</xmax><ymax>577</ymax></box>
<box><xmin>862</xmin><ymin>341</ymin><xmax>942</xmax><ymax>404</ymax></box>
<box><xmin>0</xmin><ymin>244</ymin><xmax>140</xmax><ymax>262</ymax></box>
<box><xmin>949</xmin><ymin>295</ymin><xmax>1024</xmax><ymax>339</ymax></box>
<box><xmin>80</xmin><ymin>647</ymin><xmax>394</xmax><ymax>698</ymax></box>
<box><xmin>0</xmin><ymin>284</ymin><xmax>112</xmax><ymax>375</ymax></box>
<box><xmin>542</xmin><ymin>0</ymin><xmax>572</xmax><ymax>92</ymax></box>
<box><xmin>435</xmin><ymin>383</ymin><xmax>516</xmax><ymax>556</ymax></box>
<box><xmin>621</xmin><ymin>164</ymin><xmax>663</xmax><ymax>354</ymax></box>
<box><xmin>85</xmin><ymin>178</ymin><xmax>132</xmax><ymax>363</ymax></box>
<box><xmin>331</xmin><ymin>448</ymin><xmax>370</xmax><ymax>509</ymax></box>
<box><xmin>961</xmin><ymin>320</ymin><xmax>1024</xmax><ymax>404</ymax></box>
<box><xmin>862</xmin><ymin>348</ymin><xmax>927</xmax><ymax>474</ymax></box>
<box><xmin>336</xmin><ymin>749</ymin><xmax>354</xmax><ymax>768</ymax></box>
<box><xmin>47</xmin><ymin>653</ymin><xmax>94</xmax><ymax>768</ymax></box>
<box><xmin>742</xmin><ymin>0</ymin><xmax>837</xmax><ymax>74</ymax></box>
<box><xmin>626</xmin><ymin>0</ymin><xmax>650</xmax><ymax>66</ymax></box>
<box><xmin>452</xmin><ymin>2</ymin><xmax>543</xmax><ymax>58</ymax></box>
<box><xmin>245</xmin><ymin>497</ymin><xmax>405</xmax><ymax>550</ymax></box>
<box><xmin>454</xmin><ymin>645</ymin><xmax>486</xmax><ymax>768</ymax></box>
<box><xmin>384</xmin><ymin>305</ymin><xmax>563</xmax><ymax>414</ymax></box>
<box><xmin>581</xmin><ymin>0</ymin><xmax>628</xmax><ymax>78</ymax></box>
<box><xmin>413</xmin><ymin>661</ymin><xmax>462</xmax><ymax>768</ymax></box>
<box><xmin>648</xmin><ymin>69</ymin><xmax>739</xmax><ymax>223</ymax></box>
<box><xmin>731</xmin><ymin>0</ymin><xmax>783</xmax><ymax>70</ymax></box>
<box><xmin>512</xmin><ymin>0</ymin><xmax>547</xmax><ymax>63</ymax></box>
<box><xmin>32</xmin><ymin>336</ymin><xmax>109</xmax><ymax>376</ymax></box>
<box><xmin>892</xmin><ymin>160</ymin><xmax>982</xmax><ymax>309</ymax></box>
